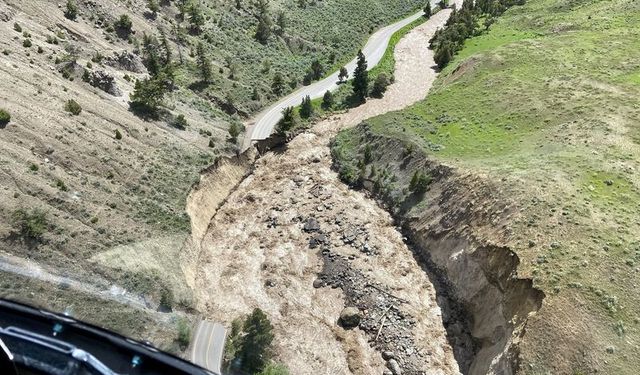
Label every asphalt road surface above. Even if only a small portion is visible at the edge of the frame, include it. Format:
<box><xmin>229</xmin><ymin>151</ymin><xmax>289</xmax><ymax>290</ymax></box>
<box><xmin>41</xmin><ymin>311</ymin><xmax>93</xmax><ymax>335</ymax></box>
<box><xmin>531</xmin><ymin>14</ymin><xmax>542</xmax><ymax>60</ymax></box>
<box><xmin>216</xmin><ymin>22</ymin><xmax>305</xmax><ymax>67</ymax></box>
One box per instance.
<box><xmin>244</xmin><ymin>9</ymin><xmax>428</xmax><ymax>149</ymax></box>
<box><xmin>191</xmin><ymin>320</ymin><xmax>227</xmax><ymax>375</ymax></box>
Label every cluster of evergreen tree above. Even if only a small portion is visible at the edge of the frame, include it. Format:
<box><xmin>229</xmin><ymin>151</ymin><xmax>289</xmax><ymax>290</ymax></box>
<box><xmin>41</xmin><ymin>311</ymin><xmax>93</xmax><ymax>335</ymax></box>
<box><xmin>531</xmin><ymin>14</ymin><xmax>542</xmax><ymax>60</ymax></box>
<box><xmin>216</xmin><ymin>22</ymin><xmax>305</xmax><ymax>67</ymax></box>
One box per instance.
<box><xmin>225</xmin><ymin>308</ymin><xmax>280</xmax><ymax>374</ymax></box>
<box><xmin>300</xmin><ymin>95</ymin><xmax>313</xmax><ymax>119</ymax></box>
<box><xmin>129</xmin><ymin>32</ymin><xmax>174</xmax><ymax>116</ymax></box>
<box><xmin>430</xmin><ymin>0</ymin><xmax>524</xmax><ymax>69</ymax></box>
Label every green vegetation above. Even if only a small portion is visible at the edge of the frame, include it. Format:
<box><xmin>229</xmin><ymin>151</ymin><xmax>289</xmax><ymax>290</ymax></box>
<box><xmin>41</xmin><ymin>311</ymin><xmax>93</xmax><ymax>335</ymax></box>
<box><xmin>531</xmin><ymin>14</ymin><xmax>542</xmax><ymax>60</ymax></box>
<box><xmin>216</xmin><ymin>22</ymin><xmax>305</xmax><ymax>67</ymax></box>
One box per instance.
<box><xmin>286</xmin><ymin>13</ymin><xmax>429</xmax><ymax>132</ymax></box>
<box><xmin>255</xmin><ymin>0</ymin><xmax>272</xmax><ymax>44</ymax></box>
<box><xmin>176</xmin><ymin>318</ymin><xmax>191</xmax><ymax>350</ymax></box>
<box><xmin>371</xmin><ymin>73</ymin><xmax>390</xmax><ymax>98</ymax></box>
<box><xmin>351</xmin><ymin>50</ymin><xmax>369</xmax><ymax>103</ymax></box>
<box><xmin>300</xmin><ymin>95</ymin><xmax>313</xmax><ymax>119</ymax></box>
<box><xmin>0</xmin><ymin>109</ymin><xmax>10</xmax><ymax>125</ymax></box>
<box><xmin>196</xmin><ymin>42</ymin><xmax>212</xmax><ymax>83</ymax></box>
<box><xmin>64</xmin><ymin>99</ymin><xmax>82</xmax><ymax>115</ymax></box>
<box><xmin>322</xmin><ymin>90</ymin><xmax>334</xmax><ymax>110</ymax></box>
<box><xmin>147</xmin><ymin>0</ymin><xmax>160</xmax><ymax>15</ymax></box>
<box><xmin>334</xmin><ymin>0</ymin><xmax>640</xmax><ymax>373</ymax></box>
<box><xmin>258</xmin><ymin>362</ymin><xmax>290</xmax><ymax>375</ymax></box>
<box><xmin>55</xmin><ymin>178</ymin><xmax>68</xmax><ymax>191</ymax></box>
<box><xmin>424</xmin><ymin>2</ymin><xmax>432</xmax><ymax>18</ymax></box>
<box><xmin>170</xmin><ymin>114</ymin><xmax>188</xmax><ymax>130</ymax></box>
<box><xmin>429</xmin><ymin>0</ymin><xmax>523</xmax><ymax>69</ymax></box>
<box><xmin>224</xmin><ymin>308</ymin><xmax>281</xmax><ymax>374</ymax></box>
<box><xmin>409</xmin><ymin>171</ymin><xmax>430</xmax><ymax>195</ymax></box>
<box><xmin>144</xmin><ymin>0</ymin><xmax>425</xmax><ymax>126</ymax></box>
<box><xmin>129</xmin><ymin>78</ymin><xmax>166</xmax><ymax>116</ymax></box>
<box><xmin>64</xmin><ymin>0</ymin><xmax>78</xmax><ymax>20</ymax></box>
<box><xmin>114</xmin><ymin>14</ymin><xmax>133</xmax><ymax>37</ymax></box>
<box><xmin>228</xmin><ymin>122</ymin><xmax>241</xmax><ymax>143</ymax></box>
<box><xmin>276</xmin><ymin>107</ymin><xmax>296</xmax><ymax>135</ymax></box>
<box><xmin>11</xmin><ymin>209</ymin><xmax>47</xmax><ymax>241</ymax></box>
<box><xmin>339</xmin><ymin>67</ymin><xmax>349</xmax><ymax>83</ymax></box>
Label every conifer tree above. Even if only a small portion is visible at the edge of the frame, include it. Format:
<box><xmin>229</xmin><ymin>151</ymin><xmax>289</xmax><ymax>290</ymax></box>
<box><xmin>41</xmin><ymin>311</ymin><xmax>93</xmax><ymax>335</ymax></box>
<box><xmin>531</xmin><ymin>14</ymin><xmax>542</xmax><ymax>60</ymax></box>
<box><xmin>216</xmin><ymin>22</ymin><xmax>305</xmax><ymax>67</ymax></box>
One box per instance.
<box><xmin>196</xmin><ymin>41</ymin><xmax>212</xmax><ymax>83</ymax></box>
<box><xmin>352</xmin><ymin>50</ymin><xmax>369</xmax><ymax>102</ymax></box>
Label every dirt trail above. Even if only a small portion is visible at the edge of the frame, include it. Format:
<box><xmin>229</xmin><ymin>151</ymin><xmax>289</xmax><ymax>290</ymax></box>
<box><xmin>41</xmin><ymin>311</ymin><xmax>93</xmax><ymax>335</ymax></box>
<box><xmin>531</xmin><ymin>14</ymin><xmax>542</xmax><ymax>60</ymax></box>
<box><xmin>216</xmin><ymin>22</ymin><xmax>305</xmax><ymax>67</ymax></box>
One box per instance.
<box><xmin>193</xmin><ymin>7</ymin><xmax>461</xmax><ymax>375</ymax></box>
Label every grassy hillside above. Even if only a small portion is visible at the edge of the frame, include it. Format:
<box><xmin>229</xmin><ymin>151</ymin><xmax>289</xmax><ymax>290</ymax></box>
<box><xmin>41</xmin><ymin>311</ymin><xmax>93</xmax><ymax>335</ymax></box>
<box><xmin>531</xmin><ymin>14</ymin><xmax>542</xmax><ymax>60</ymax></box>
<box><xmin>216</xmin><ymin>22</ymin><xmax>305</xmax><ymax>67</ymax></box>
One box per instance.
<box><xmin>171</xmin><ymin>0</ymin><xmax>424</xmax><ymax>115</ymax></box>
<box><xmin>334</xmin><ymin>0</ymin><xmax>640</xmax><ymax>373</ymax></box>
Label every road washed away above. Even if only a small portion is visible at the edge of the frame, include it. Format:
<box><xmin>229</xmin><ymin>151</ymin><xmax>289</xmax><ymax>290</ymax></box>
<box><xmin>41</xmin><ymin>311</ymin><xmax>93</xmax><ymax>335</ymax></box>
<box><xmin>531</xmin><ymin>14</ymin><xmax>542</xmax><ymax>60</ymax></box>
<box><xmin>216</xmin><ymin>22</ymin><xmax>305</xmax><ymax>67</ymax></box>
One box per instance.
<box><xmin>193</xmin><ymin>5</ymin><xmax>462</xmax><ymax>375</ymax></box>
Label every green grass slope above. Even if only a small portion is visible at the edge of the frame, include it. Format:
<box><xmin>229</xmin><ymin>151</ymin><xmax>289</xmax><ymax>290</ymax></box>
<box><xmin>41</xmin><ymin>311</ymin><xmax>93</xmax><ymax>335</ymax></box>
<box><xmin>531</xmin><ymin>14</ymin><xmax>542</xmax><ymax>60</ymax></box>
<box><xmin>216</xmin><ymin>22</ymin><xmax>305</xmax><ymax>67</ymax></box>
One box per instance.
<box><xmin>336</xmin><ymin>0</ymin><xmax>640</xmax><ymax>373</ymax></box>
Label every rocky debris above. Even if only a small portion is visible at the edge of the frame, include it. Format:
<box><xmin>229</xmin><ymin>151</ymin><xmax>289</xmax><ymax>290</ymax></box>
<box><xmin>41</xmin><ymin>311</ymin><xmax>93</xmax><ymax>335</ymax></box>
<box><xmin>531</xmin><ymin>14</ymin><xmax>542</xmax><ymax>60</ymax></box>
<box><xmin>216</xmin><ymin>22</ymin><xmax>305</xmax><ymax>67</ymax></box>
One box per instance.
<box><xmin>266</xmin><ymin>212</ymin><xmax>279</xmax><ymax>228</ymax></box>
<box><xmin>342</xmin><ymin>225</ymin><xmax>359</xmax><ymax>244</ymax></box>
<box><xmin>361</xmin><ymin>242</ymin><xmax>378</xmax><ymax>256</ymax></box>
<box><xmin>105</xmin><ymin>51</ymin><xmax>145</xmax><ymax>73</ymax></box>
<box><xmin>86</xmin><ymin>70</ymin><xmax>122</xmax><ymax>96</ymax></box>
<box><xmin>387</xmin><ymin>359</ymin><xmax>402</xmax><ymax>375</ymax></box>
<box><xmin>339</xmin><ymin>307</ymin><xmax>362</xmax><ymax>328</ymax></box>
<box><xmin>317</xmin><ymin>250</ymin><xmax>429</xmax><ymax>374</ymax></box>
<box><xmin>303</xmin><ymin>217</ymin><xmax>321</xmax><ymax>232</ymax></box>
<box><xmin>309</xmin><ymin>233</ymin><xmax>328</xmax><ymax>249</ymax></box>
<box><xmin>309</xmin><ymin>184</ymin><xmax>332</xmax><ymax>199</ymax></box>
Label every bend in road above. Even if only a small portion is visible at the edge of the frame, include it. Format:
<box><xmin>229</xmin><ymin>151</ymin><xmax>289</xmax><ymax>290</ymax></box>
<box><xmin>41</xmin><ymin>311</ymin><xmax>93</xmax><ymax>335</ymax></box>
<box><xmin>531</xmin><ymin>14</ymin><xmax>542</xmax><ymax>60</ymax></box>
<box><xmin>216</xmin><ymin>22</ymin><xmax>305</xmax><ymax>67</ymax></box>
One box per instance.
<box><xmin>243</xmin><ymin>7</ymin><xmax>433</xmax><ymax>149</ymax></box>
<box><xmin>191</xmin><ymin>320</ymin><xmax>226</xmax><ymax>375</ymax></box>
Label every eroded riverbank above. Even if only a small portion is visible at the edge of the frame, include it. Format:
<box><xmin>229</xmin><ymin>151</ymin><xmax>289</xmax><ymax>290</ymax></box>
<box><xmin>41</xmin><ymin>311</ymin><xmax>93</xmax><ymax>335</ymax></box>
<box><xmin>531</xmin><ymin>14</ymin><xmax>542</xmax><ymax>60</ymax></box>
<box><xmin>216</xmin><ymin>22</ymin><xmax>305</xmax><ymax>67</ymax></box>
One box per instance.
<box><xmin>186</xmin><ymin>6</ymin><xmax>463</xmax><ymax>374</ymax></box>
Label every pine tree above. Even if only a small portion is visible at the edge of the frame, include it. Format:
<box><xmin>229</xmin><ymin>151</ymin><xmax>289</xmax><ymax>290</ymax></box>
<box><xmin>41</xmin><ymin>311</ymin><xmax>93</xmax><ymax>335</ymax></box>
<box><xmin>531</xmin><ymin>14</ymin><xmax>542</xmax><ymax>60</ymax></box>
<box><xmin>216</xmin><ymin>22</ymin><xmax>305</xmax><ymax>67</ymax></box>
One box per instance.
<box><xmin>300</xmin><ymin>95</ymin><xmax>313</xmax><ymax>119</ymax></box>
<box><xmin>228</xmin><ymin>122</ymin><xmax>240</xmax><ymax>143</ymax></box>
<box><xmin>371</xmin><ymin>73</ymin><xmax>390</xmax><ymax>98</ymax></box>
<box><xmin>255</xmin><ymin>0</ymin><xmax>272</xmax><ymax>44</ymax></box>
<box><xmin>196</xmin><ymin>42</ymin><xmax>212</xmax><ymax>83</ymax></box>
<box><xmin>322</xmin><ymin>90</ymin><xmax>334</xmax><ymax>110</ymax></box>
<box><xmin>276</xmin><ymin>11</ymin><xmax>286</xmax><ymax>36</ymax></box>
<box><xmin>409</xmin><ymin>170</ymin><xmax>420</xmax><ymax>192</ymax></box>
<box><xmin>338</xmin><ymin>67</ymin><xmax>349</xmax><ymax>83</ymax></box>
<box><xmin>424</xmin><ymin>2</ymin><xmax>432</xmax><ymax>17</ymax></box>
<box><xmin>64</xmin><ymin>0</ymin><xmax>78</xmax><ymax>20</ymax></box>
<box><xmin>114</xmin><ymin>14</ymin><xmax>133</xmax><ymax>36</ymax></box>
<box><xmin>129</xmin><ymin>78</ymin><xmax>166</xmax><ymax>114</ymax></box>
<box><xmin>239</xmin><ymin>309</ymin><xmax>275</xmax><ymax>373</ymax></box>
<box><xmin>142</xmin><ymin>33</ymin><xmax>161</xmax><ymax>77</ymax></box>
<box><xmin>251</xmin><ymin>87</ymin><xmax>261</xmax><ymax>101</ymax></box>
<box><xmin>160</xmin><ymin>31</ymin><xmax>172</xmax><ymax>66</ymax></box>
<box><xmin>276</xmin><ymin>107</ymin><xmax>296</xmax><ymax>135</ymax></box>
<box><xmin>271</xmin><ymin>72</ymin><xmax>285</xmax><ymax>95</ymax></box>
<box><xmin>434</xmin><ymin>42</ymin><xmax>452</xmax><ymax>69</ymax></box>
<box><xmin>352</xmin><ymin>50</ymin><xmax>369</xmax><ymax>102</ymax></box>
<box><xmin>311</xmin><ymin>59</ymin><xmax>323</xmax><ymax>80</ymax></box>
<box><xmin>188</xmin><ymin>3</ymin><xmax>205</xmax><ymax>34</ymax></box>
<box><xmin>147</xmin><ymin>0</ymin><xmax>160</xmax><ymax>16</ymax></box>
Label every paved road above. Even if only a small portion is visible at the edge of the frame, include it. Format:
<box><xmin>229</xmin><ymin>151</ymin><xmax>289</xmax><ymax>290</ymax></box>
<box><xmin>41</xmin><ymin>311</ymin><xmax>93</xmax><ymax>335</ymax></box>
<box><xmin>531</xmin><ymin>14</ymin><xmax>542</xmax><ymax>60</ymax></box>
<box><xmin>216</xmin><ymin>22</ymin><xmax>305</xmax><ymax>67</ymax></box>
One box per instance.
<box><xmin>243</xmin><ymin>8</ymin><xmax>428</xmax><ymax>149</ymax></box>
<box><xmin>191</xmin><ymin>320</ymin><xmax>226</xmax><ymax>375</ymax></box>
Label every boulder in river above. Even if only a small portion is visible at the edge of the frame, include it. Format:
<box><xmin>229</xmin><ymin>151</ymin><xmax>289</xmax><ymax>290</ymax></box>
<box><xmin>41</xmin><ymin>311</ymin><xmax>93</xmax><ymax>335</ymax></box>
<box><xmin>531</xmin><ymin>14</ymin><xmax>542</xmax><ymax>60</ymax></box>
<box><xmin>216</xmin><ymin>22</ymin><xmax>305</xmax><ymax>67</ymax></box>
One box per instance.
<box><xmin>339</xmin><ymin>307</ymin><xmax>362</xmax><ymax>328</ymax></box>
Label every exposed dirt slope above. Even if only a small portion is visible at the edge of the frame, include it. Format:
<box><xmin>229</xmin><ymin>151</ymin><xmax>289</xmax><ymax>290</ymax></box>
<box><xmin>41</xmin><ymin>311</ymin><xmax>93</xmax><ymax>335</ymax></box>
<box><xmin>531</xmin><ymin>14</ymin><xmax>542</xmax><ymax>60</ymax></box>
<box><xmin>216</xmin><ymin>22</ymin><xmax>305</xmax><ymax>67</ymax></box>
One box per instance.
<box><xmin>193</xmin><ymin>7</ymin><xmax>462</xmax><ymax>374</ymax></box>
<box><xmin>332</xmin><ymin>130</ymin><xmax>545</xmax><ymax>374</ymax></box>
